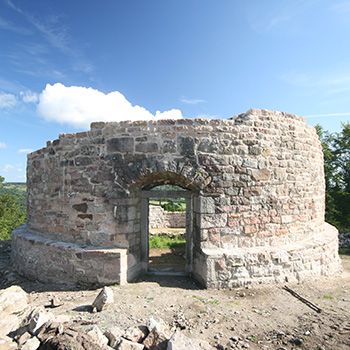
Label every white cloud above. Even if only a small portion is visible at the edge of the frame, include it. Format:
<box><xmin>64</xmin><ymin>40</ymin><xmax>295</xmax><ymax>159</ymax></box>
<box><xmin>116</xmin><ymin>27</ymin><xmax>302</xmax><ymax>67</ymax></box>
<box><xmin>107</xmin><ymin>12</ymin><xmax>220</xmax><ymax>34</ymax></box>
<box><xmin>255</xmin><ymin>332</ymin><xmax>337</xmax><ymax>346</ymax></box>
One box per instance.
<box><xmin>18</xmin><ymin>148</ymin><xmax>34</xmax><ymax>154</ymax></box>
<box><xmin>37</xmin><ymin>83</ymin><xmax>183</xmax><ymax>128</ymax></box>
<box><xmin>0</xmin><ymin>92</ymin><xmax>16</xmax><ymax>108</ymax></box>
<box><xmin>20</xmin><ymin>90</ymin><xmax>39</xmax><ymax>103</ymax></box>
<box><xmin>0</xmin><ymin>142</ymin><xmax>7</xmax><ymax>149</ymax></box>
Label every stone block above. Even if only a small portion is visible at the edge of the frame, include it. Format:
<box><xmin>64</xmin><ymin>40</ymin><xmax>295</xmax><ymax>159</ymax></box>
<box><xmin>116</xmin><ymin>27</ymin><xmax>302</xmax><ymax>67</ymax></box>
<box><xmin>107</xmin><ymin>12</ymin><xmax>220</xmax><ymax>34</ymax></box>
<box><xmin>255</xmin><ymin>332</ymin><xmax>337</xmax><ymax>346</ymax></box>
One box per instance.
<box><xmin>107</xmin><ymin>137</ymin><xmax>134</xmax><ymax>153</ymax></box>
<box><xmin>87</xmin><ymin>325</ymin><xmax>109</xmax><ymax>347</ymax></box>
<box><xmin>0</xmin><ymin>285</ymin><xmax>28</xmax><ymax>315</ymax></box>
<box><xmin>104</xmin><ymin>326</ymin><xmax>124</xmax><ymax>348</ymax></box>
<box><xmin>118</xmin><ymin>338</ymin><xmax>144</xmax><ymax>350</ymax></box>
<box><xmin>21</xmin><ymin>337</ymin><xmax>40</xmax><ymax>350</ymax></box>
<box><xmin>199</xmin><ymin>196</ymin><xmax>215</xmax><ymax>214</ymax></box>
<box><xmin>92</xmin><ymin>286</ymin><xmax>114</xmax><ymax>312</ymax></box>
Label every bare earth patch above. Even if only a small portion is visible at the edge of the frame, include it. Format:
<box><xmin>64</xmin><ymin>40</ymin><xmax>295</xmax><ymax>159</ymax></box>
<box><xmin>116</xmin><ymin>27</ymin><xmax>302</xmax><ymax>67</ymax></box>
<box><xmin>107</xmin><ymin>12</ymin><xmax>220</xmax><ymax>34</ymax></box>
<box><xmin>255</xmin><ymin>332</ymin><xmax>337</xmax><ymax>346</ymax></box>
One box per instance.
<box><xmin>1</xmin><ymin>240</ymin><xmax>349</xmax><ymax>349</ymax></box>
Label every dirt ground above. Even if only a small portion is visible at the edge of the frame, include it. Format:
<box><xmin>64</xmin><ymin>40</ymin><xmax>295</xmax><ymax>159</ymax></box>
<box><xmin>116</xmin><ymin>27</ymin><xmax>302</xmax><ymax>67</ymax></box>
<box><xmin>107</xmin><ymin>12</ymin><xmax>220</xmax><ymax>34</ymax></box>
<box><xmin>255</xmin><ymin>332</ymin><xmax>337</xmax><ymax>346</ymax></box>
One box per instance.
<box><xmin>1</xmin><ymin>240</ymin><xmax>349</xmax><ymax>350</ymax></box>
<box><xmin>149</xmin><ymin>245</ymin><xmax>186</xmax><ymax>273</ymax></box>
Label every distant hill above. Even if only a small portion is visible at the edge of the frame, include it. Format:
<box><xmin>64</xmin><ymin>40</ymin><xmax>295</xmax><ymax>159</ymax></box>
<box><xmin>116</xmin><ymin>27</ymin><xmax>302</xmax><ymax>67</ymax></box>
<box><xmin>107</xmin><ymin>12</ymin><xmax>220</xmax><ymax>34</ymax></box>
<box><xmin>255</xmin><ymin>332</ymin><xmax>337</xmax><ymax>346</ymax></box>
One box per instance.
<box><xmin>0</xmin><ymin>182</ymin><xmax>27</xmax><ymax>207</ymax></box>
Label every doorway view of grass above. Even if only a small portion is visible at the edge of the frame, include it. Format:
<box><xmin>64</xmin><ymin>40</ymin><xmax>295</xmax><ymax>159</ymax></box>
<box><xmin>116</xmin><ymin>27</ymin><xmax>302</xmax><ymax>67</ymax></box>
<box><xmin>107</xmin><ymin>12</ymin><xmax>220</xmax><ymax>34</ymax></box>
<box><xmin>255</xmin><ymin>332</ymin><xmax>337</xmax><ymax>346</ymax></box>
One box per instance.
<box><xmin>148</xmin><ymin>186</ymin><xmax>187</xmax><ymax>273</ymax></box>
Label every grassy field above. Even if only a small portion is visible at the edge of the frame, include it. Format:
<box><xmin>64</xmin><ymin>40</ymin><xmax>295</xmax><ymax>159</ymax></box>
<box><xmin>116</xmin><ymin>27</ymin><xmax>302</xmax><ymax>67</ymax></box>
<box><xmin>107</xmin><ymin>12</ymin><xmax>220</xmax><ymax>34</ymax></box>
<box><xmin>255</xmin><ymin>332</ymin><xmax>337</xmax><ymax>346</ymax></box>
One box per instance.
<box><xmin>149</xmin><ymin>234</ymin><xmax>186</xmax><ymax>249</ymax></box>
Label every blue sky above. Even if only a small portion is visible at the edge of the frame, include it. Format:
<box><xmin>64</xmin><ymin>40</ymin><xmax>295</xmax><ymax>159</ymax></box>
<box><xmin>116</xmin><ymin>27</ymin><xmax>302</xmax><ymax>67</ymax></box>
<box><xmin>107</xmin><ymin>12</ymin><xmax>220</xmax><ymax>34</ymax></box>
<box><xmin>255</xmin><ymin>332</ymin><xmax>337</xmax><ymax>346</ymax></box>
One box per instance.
<box><xmin>1</xmin><ymin>0</ymin><xmax>350</xmax><ymax>182</ymax></box>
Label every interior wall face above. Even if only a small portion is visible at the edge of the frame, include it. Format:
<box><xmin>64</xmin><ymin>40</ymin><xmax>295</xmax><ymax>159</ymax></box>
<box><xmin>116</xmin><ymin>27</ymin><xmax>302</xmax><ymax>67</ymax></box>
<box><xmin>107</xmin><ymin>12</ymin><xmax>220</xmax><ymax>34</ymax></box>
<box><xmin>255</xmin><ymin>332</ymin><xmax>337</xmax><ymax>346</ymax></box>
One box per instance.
<box><xmin>14</xmin><ymin>109</ymin><xmax>341</xmax><ymax>287</ymax></box>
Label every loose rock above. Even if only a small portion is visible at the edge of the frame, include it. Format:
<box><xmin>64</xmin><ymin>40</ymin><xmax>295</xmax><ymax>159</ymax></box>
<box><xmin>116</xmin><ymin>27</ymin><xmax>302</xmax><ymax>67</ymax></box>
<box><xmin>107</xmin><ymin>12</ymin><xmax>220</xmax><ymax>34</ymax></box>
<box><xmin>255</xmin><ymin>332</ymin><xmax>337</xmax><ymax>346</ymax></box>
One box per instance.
<box><xmin>104</xmin><ymin>326</ymin><xmax>124</xmax><ymax>348</ymax></box>
<box><xmin>0</xmin><ymin>285</ymin><xmax>28</xmax><ymax>315</ymax></box>
<box><xmin>118</xmin><ymin>338</ymin><xmax>144</xmax><ymax>350</ymax></box>
<box><xmin>22</xmin><ymin>337</ymin><xmax>41</xmax><ymax>350</ymax></box>
<box><xmin>28</xmin><ymin>307</ymin><xmax>54</xmax><ymax>335</ymax></box>
<box><xmin>167</xmin><ymin>330</ymin><xmax>211</xmax><ymax>350</ymax></box>
<box><xmin>92</xmin><ymin>287</ymin><xmax>114</xmax><ymax>312</ymax></box>
<box><xmin>86</xmin><ymin>325</ymin><xmax>109</xmax><ymax>348</ymax></box>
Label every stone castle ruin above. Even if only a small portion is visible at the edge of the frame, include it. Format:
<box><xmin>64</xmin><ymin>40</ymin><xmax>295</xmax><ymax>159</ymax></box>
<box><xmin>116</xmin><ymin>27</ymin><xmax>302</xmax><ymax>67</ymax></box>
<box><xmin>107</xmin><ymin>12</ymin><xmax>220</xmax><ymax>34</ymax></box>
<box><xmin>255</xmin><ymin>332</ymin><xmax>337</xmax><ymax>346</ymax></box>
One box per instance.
<box><xmin>12</xmin><ymin>109</ymin><xmax>341</xmax><ymax>288</ymax></box>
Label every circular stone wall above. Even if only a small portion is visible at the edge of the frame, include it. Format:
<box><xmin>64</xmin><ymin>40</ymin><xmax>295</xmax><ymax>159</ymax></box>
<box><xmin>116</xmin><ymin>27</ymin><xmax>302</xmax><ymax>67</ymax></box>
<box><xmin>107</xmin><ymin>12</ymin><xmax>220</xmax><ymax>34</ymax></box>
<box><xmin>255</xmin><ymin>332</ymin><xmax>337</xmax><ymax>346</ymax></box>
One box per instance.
<box><xmin>12</xmin><ymin>109</ymin><xmax>341</xmax><ymax>288</ymax></box>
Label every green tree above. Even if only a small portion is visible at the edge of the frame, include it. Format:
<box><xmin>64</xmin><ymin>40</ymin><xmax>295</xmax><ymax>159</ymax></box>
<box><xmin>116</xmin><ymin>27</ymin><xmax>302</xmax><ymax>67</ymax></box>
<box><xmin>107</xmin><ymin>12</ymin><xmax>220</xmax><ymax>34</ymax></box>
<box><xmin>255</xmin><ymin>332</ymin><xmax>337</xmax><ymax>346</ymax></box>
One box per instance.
<box><xmin>0</xmin><ymin>176</ymin><xmax>27</xmax><ymax>240</ymax></box>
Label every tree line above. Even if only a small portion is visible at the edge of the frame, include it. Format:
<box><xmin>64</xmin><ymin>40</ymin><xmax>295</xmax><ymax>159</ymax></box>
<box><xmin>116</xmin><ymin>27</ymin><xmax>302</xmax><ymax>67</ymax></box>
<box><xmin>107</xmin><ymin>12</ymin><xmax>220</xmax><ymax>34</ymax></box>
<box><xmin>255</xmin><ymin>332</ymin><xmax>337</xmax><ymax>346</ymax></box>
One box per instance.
<box><xmin>316</xmin><ymin>123</ymin><xmax>350</xmax><ymax>232</ymax></box>
<box><xmin>0</xmin><ymin>123</ymin><xmax>349</xmax><ymax>240</ymax></box>
<box><xmin>0</xmin><ymin>176</ymin><xmax>26</xmax><ymax>240</ymax></box>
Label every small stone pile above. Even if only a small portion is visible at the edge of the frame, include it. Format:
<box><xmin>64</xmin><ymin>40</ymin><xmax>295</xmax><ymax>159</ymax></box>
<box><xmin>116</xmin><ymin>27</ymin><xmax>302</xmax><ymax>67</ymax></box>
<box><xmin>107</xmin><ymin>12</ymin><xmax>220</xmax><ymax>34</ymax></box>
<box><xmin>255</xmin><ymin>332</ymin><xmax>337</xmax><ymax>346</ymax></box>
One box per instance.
<box><xmin>0</xmin><ymin>286</ymin><xmax>211</xmax><ymax>350</ymax></box>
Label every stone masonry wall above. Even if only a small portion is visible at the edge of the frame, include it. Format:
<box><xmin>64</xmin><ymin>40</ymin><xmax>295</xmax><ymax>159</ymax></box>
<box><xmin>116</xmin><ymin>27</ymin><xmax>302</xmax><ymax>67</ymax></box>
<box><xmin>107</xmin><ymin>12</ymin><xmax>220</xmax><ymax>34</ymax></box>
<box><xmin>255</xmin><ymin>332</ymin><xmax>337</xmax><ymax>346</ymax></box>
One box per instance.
<box><xmin>15</xmin><ymin>108</ymin><xmax>340</xmax><ymax>287</ymax></box>
<box><xmin>149</xmin><ymin>205</ymin><xmax>186</xmax><ymax>229</ymax></box>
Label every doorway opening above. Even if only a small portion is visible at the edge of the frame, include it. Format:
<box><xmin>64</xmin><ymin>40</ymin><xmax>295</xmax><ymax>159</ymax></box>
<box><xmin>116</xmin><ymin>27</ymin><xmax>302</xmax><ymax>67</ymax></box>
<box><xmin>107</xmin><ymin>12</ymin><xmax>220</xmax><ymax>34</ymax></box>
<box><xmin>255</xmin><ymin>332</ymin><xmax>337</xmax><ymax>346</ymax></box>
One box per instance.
<box><xmin>141</xmin><ymin>185</ymin><xmax>193</xmax><ymax>275</ymax></box>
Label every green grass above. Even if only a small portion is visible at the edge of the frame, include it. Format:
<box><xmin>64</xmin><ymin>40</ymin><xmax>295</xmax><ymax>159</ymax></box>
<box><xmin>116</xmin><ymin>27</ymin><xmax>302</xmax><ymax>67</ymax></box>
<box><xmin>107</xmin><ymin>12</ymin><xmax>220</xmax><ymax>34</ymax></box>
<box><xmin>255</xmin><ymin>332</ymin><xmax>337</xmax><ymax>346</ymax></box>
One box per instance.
<box><xmin>149</xmin><ymin>235</ymin><xmax>186</xmax><ymax>249</ymax></box>
<box><xmin>323</xmin><ymin>294</ymin><xmax>334</xmax><ymax>300</ymax></box>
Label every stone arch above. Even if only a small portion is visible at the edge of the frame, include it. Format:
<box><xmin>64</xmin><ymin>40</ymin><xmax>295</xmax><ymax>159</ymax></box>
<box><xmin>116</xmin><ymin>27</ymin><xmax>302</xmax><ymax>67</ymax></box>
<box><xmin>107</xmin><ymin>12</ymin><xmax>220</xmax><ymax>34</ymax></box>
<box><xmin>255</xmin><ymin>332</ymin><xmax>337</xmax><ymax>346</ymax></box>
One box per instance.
<box><xmin>132</xmin><ymin>171</ymin><xmax>202</xmax><ymax>192</ymax></box>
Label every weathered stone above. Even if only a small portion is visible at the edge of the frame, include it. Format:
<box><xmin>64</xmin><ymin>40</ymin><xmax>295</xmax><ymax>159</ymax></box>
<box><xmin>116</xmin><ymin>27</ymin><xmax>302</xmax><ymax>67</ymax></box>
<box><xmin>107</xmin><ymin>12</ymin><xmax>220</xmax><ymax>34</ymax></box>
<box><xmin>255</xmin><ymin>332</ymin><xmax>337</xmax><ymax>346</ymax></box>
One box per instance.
<box><xmin>0</xmin><ymin>313</ymin><xmax>23</xmax><ymax>338</ymax></box>
<box><xmin>28</xmin><ymin>307</ymin><xmax>54</xmax><ymax>335</ymax></box>
<box><xmin>251</xmin><ymin>169</ymin><xmax>271</xmax><ymax>181</ymax></box>
<box><xmin>104</xmin><ymin>326</ymin><xmax>124</xmax><ymax>348</ymax></box>
<box><xmin>118</xmin><ymin>338</ymin><xmax>144</xmax><ymax>350</ymax></box>
<box><xmin>39</xmin><ymin>328</ymin><xmax>109</xmax><ymax>350</ymax></box>
<box><xmin>87</xmin><ymin>326</ymin><xmax>109</xmax><ymax>347</ymax></box>
<box><xmin>0</xmin><ymin>286</ymin><xmax>28</xmax><ymax>315</ymax></box>
<box><xmin>143</xmin><ymin>318</ymin><xmax>170</xmax><ymax>350</ymax></box>
<box><xmin>166</xmin><ymin>330</ymin><xmax>211</xmax><ymax>350</ymax></box>
<box><xmin>107</xmin><ymin>137</ymin><xmax>134</xmax><ymax>153</ymax></box>
<box><xmin>123</xmin><ymin>326</ymin><xmax>147</xmax><ymax>343</ymax></box>
<box><xmin>21</xmin><ymin>337</ymin><xmax>40</xmax><ymax>350</ymax></box>
<box><xmin>92</xmin><ymin>287</ymin><xmax>114</xmax><ymax>312</ymax></box>
<box><xmin>177</xmin><ymin>136</ymin><xmax>195</xmax><ymax>157</ymax></box>
<box><xmin>135</xmin><ymin>143</ymin><xmax>158</xmax><ymax>153</ymax></box>
<box><xmin>17</xmin><ymin>332</ymin><xmax>32</xmax><ymax>347</ymax></box>
<box><xmin>142</xmin><ymin>329</ymin><xmax>168</xmax><ymax>350</ymax></box>
<box><xmin>0</xmin><ymin>336</ymin><xmax>18</xmax><ymax>350</ymax></box>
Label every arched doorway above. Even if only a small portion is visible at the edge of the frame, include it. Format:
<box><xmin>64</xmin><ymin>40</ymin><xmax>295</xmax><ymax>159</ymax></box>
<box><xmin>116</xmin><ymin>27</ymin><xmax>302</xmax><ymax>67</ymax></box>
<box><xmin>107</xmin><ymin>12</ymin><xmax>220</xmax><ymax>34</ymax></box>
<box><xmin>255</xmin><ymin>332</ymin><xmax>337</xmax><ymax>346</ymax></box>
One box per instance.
<box><xmin>140</xmin><ymin>184</ymin><xmax>194</xmax><ymax>275</ymax></box>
